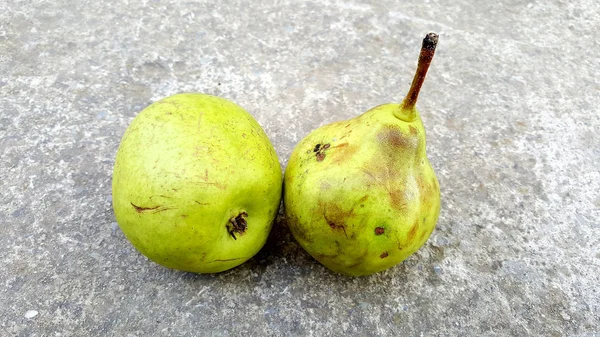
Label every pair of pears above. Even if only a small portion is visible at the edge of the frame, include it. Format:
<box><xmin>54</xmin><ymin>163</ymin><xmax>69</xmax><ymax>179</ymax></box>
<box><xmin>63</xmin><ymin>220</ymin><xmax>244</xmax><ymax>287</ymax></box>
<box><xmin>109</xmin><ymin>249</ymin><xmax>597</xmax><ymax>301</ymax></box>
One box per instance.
<box><xmin>112</xmin><ymin>33</ymin><xmax>441</xmax><ymax>276</ymax></box>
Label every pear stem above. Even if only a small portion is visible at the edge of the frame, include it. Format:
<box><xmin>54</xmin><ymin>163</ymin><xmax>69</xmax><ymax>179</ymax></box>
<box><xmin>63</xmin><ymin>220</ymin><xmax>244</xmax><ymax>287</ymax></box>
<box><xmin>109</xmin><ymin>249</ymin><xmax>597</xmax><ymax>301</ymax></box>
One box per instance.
<box><xmin>401</xmin><ymin>33</ymin><xmax>438</xmax><ymax>110</ymax></box>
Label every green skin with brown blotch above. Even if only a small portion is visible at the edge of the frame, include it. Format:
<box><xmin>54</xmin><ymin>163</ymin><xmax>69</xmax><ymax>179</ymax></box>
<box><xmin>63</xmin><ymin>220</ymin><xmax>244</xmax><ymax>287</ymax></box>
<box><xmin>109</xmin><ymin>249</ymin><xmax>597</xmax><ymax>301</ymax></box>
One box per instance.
<box><xmin>112</xmin><ymin>93</ymin><xmax>282</xmax><ymax>273</ymax></box>
<box><xmin>283</xmin><ymin>33</ymin><xmax>441</xmax><ymax>276</ymax></box>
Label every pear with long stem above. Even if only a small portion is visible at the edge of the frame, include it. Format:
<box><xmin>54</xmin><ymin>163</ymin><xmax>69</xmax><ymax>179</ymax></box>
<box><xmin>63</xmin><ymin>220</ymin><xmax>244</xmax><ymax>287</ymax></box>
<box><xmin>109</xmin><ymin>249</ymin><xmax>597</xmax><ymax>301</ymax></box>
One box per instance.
<box><xmin>284</xmin><ymin>33</ymin><xmax>441</xmax><ymax>276</ymax></box>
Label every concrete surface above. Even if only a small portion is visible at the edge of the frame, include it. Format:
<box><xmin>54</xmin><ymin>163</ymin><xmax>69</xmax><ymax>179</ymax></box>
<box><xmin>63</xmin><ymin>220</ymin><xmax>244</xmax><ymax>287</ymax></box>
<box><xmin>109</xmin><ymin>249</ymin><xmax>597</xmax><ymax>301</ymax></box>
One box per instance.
<box><xmin>1</xmin><ymin>0</ymin><xmax>599</xmax><ymax>336</ymax></box>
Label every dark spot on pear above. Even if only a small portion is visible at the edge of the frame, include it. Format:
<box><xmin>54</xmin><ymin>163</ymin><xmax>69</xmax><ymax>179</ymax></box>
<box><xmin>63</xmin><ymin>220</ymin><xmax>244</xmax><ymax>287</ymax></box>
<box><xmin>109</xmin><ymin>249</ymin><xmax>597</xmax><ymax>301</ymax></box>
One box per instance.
<box><xmin>314</xmin><ymin>143</ymin><xmax>331</xmax><ymax>161</ymax></box>
<box><xmin>380</xmin><ymin>252</ymin><xmax>389</xmax><ymax>259</ymax></box>
<box><xmin>227</xmin><ymin>212</ymin><xmax>248</xmax><ymax>240</ymax></box>
<box><xmin>375</xmin><ymin>227</ymin><xmax>385</xmax><ymax>235</ymax></box>
<box><xmin>327</xmin><ymin>221</ymin><xmax>348</xmax><ymax>239</ymax></box>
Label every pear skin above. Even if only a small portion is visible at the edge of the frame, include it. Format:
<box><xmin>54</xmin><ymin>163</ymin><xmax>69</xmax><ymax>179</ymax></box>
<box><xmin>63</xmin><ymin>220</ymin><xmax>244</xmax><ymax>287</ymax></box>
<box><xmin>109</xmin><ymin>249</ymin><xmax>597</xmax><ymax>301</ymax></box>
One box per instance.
<box><xmin>112</xmin><ymin>93</ymin><xmax>282</xmax><ymax>273</ymax></box>
<box><xmin>284</xmin><ymin>33</ymin><xmax>441</xmax><ymax>276</ymax></box>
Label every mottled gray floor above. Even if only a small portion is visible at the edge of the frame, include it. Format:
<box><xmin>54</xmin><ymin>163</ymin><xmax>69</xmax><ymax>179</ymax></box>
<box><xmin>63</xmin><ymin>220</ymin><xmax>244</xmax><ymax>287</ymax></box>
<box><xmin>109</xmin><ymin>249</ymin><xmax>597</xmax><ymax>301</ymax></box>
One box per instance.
<box><xmin>1</xmin><ymin>0</ymin><xmax>599</xmax><ymax>336</ymax></box>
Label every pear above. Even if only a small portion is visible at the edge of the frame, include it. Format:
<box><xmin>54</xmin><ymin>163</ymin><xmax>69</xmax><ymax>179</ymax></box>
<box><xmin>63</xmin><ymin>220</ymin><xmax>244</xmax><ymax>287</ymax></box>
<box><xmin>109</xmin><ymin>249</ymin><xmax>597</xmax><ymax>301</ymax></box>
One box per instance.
<box><xmin>284</xmin><ymin>33</ymin><xmax>441</xmax><ymax>276</ymax></box>
<box><xmin>112</xmin><ymin>93</ymin><xmax>282</xmax><ymax>273</ymax></box>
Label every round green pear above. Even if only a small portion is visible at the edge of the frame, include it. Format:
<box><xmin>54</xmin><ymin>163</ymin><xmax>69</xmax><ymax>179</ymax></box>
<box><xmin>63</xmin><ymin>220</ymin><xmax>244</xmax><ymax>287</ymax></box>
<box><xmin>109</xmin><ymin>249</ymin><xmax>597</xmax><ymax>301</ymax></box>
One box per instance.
<box><xmin>284</xmin><ymin>33</ymin><xmax>441</xmax><ymax>276</ymax></box>
<box><xmin>112</xmin><ymin>93</ymin><xmax>282</xmax><ymax>273</ymax></box>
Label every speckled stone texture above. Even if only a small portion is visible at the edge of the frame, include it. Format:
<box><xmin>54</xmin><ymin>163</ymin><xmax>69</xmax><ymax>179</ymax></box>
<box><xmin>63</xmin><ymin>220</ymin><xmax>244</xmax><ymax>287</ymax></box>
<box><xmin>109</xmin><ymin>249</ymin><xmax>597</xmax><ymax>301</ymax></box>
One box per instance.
<box><xmin>1</xmin><ymin>0</ymin><xmax>599</xmax><ymax>336</ymax></box>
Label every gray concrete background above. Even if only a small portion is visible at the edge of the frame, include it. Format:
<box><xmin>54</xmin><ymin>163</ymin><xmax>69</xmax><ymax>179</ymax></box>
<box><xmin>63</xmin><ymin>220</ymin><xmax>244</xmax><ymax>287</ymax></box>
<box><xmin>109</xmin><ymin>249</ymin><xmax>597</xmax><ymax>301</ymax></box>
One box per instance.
<box><xmin>1</xmin><ymin>0</ymin><xmax>599</xmax><ymax>336</ymax></box>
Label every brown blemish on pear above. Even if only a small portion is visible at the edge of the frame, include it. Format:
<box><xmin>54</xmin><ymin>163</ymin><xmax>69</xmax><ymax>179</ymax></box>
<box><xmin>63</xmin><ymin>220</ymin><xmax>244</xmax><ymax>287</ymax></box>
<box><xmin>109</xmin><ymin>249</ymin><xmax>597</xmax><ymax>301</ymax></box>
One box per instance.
<box><xmin>327</xmin><ymin>220</ymin><xmax>348</xmax><ymax>239</ymax></box>
<box><xmin>409</xmin><ymin>125</ymin><xmax>418</xmax><ymax>135</ymax></box>
<box><xmin>332</xmin><ymin>143</ymin><xmax>349</xmax><ymax>149</ymax></box>
<box><xmin>362</xmin><ymin>161</ymin><xmax>408</xmax><ymax>211</ymax></box>
<box><xmin>388</xmin><ymin>189</ymin><xmax>406</xmax><ymax>209</ymax></box>
<box><xmin>332</xmin><ymin>144</ymin><xmax>359</xmax><ymax>164</ymax></box>
<box><xmin>320</xmin><ymin>200</ymin><xmax>356</xmax><ymax>223</ymax></box>
<box><xmin>130</xmin><ymin>202</ymin><xmax>174</xmax><ymax>214</ymax></box>
<box><xmin>314</xmin><ymin>143</ymin><xmax>331</xmax><ymax>162</ymax></box>
<box><xmin>377</xmin><ymin>125</ymin><xmax>415</xmax><ymax>150</ymax></box>
<box><xmin>131</xmin><ymin>203</ymin><xmax>160</xmax><ymax>213</ymax></box>
<box><xmin>408</xmin><ymin>220</ymin><xmax>419</xmax><ymax>241</ymax></box>
<box><xmin>321</xmin><ymin>202</ymin><xmax>353</xmax><ymax>239</ymax></box>
<box><xmin>416</xmin><ymin>174</ymin><xmax>438</xmax><ymax>205</ymax></box>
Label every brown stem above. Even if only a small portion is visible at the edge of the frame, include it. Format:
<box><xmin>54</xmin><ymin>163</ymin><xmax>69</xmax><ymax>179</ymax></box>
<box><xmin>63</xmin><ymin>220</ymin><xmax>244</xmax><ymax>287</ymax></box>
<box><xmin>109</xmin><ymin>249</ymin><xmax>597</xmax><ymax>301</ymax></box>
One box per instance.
<box><xmin>401</xmin><ymin>33</ymin><xmax>438</xmax><ymax>110</ymax></box>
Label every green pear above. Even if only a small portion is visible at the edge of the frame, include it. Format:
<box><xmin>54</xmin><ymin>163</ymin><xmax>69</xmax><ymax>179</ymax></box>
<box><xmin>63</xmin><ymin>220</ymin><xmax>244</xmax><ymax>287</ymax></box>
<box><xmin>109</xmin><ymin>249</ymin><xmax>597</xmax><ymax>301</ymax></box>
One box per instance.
<box><xmin>112</xmin><ymin>93</ymin><xmax>282</xmax><ymax>273</ymax></box>
<box><xmin>284</xmin><ymin>33</ymin><xmax>441</xmax><ymax>276</ymax></box>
